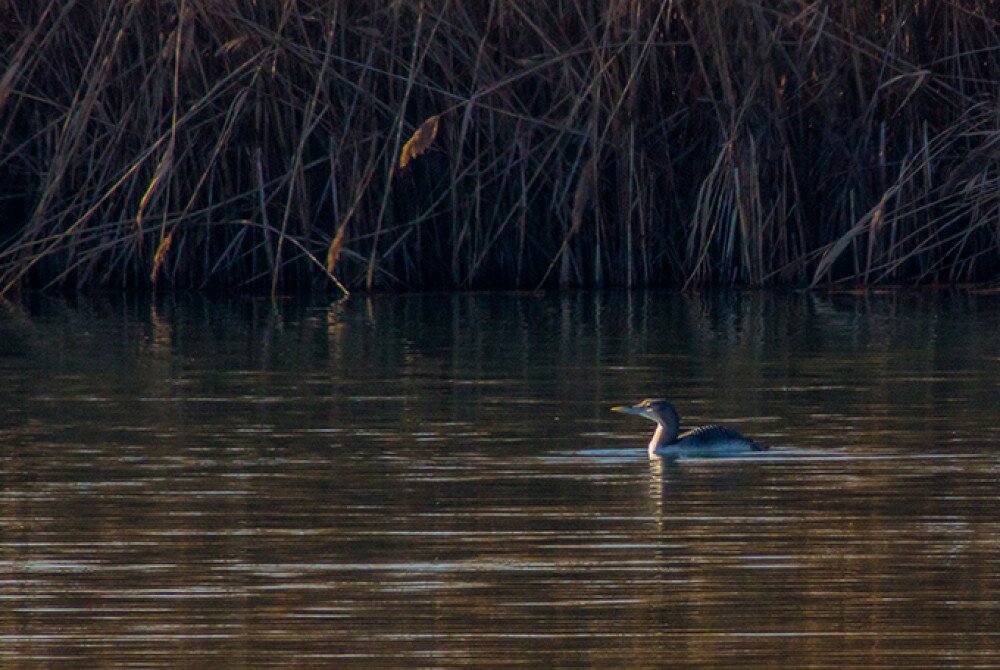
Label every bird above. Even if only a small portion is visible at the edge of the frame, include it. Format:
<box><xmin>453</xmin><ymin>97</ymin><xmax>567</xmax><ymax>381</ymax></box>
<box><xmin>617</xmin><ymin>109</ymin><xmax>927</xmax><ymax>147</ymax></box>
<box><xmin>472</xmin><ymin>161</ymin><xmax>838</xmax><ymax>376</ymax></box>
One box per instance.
<box><xmin>612</xmin><ymin>398</ymin><xmax>766</xmax><ymax>458</ymax></box>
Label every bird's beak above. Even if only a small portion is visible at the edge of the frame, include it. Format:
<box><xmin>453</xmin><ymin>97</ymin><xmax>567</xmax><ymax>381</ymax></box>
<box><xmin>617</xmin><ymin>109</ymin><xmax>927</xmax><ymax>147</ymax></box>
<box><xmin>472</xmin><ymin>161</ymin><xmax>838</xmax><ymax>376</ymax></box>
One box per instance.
<box><xmin>612</xmin><ymin>404</ymin><xmax>647</xmax><ymax>417</ymax></box>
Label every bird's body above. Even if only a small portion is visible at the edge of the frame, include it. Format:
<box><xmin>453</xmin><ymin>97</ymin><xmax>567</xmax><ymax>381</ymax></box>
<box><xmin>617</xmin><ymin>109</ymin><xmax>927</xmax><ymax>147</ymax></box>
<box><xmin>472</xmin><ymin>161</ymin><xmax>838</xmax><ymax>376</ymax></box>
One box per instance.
<box><xmin>612</xmin><ymin>399</ymin><xmax>765</xmax><ymax>458</ymax></box>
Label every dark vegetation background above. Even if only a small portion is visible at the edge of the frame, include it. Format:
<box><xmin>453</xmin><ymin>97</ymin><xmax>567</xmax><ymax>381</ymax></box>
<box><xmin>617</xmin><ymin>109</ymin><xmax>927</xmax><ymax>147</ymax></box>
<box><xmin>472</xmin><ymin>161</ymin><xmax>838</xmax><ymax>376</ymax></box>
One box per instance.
<box><xmin>1</xmin><ymin>0</ymin><xmax>999</xmax><ymax>294</ymax></box>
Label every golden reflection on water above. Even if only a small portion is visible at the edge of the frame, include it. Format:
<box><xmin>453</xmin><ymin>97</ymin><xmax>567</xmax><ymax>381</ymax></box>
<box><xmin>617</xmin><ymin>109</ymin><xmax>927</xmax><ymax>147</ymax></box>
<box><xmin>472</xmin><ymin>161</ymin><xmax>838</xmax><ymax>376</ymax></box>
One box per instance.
<box><xmin>1</xmin><ymin>292</ymin><xmax>999</xmax><ymax>667</ymax></box>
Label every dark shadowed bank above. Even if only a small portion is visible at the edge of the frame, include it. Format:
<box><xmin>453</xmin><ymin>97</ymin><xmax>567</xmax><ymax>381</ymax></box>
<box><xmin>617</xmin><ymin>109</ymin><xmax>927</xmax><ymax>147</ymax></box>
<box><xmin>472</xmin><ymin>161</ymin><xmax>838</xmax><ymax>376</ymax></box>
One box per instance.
<box><xmin>1</xmin><ymin>0</ymin><xmax>999</xmax><ymax>294</ymax></box>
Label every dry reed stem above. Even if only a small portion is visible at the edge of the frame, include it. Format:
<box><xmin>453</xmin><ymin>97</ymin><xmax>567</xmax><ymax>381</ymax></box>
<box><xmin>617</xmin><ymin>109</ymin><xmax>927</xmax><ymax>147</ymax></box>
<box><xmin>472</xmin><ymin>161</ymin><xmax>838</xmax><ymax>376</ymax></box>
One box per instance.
<box><xmin>0</xmin><ymin>0</ymin><xmax>998</xmax><ymax>293</ymax></box>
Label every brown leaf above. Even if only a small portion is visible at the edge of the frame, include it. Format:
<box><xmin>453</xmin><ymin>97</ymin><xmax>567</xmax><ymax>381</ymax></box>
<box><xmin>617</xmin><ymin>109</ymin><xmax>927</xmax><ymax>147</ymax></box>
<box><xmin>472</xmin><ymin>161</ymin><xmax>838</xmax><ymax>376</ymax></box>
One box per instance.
<box><xmin>810</xmin><ymin>198</ymin><xmax>886</xmax><ymax>287</ymax></box>
<box><xmin>399</xmin><ymin>115</ymin><xmax>440</xmax><ymax>169</ymax></box>
<box><xmin>215</xmin><ymin>37</ymin><xmax>248</xmax><ymax>57</ymax></box>
<box><xmin>326</xmin><ymin>223</ymin><xmax>348</xmax><ymax>275</ymax></box>
<box><xmin>150</xmin><ymin>232</ymin><xmax>174</xmax><ymax>284</ymax></box>
<box><xmin>136</xmin><ymin>150</ymin><xmax>172</xmax><ymax>235</ymax></box>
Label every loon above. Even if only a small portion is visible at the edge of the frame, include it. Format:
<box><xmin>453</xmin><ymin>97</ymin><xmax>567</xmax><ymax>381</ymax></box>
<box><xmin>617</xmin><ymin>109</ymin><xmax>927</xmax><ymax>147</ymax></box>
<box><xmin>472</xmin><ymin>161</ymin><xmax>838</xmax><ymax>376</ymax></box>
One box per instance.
<box><xmin>612</xmin><ymin>399</ymin><xmax>766</xmax><ymax>458</ymax></box>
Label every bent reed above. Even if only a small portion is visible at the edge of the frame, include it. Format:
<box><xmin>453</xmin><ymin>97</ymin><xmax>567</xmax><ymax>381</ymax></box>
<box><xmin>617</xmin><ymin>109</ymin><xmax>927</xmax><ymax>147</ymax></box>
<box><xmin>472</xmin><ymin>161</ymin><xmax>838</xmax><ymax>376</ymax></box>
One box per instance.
<box><xmin>1</xmin><ymin>0</ymin><xmax>999</xmax><ymax>294</ymax></box>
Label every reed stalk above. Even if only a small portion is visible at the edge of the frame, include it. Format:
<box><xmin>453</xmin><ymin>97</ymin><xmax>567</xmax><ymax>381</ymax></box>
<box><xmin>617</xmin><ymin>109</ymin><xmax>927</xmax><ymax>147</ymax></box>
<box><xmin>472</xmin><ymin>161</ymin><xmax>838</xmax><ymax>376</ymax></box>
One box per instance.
<box><xmin>1</xmin><ymin>0</ymin><xmax>999</xmax><ymax>293</ymax></box>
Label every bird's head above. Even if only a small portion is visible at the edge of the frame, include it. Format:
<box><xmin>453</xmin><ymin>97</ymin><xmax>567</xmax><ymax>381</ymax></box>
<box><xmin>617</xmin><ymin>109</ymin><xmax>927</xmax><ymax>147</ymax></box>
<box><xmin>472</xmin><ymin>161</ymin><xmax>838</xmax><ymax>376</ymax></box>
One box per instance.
<box><xmin>611</xmin><ymin>398</ymin><xmax>678</xmax><ymax>426</ymax></box>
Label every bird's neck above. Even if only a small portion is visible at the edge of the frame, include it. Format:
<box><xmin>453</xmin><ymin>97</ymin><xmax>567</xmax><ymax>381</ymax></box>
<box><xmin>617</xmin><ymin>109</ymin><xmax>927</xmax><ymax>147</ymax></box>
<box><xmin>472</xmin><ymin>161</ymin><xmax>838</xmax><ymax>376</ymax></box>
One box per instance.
<box><xmin>649</xmin><ymin>421</ymin><xmax>679</xmax><ymax>455</ymax></box>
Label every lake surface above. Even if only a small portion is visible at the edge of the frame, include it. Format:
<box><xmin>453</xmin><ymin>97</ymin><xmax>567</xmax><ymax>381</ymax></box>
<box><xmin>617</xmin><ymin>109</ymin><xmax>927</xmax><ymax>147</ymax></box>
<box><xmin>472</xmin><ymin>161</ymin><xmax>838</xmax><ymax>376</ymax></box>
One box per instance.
<box><xmin>1</xmin><ymin>291</ymin><xmax>999</xmax><ymax>668</ymax></box>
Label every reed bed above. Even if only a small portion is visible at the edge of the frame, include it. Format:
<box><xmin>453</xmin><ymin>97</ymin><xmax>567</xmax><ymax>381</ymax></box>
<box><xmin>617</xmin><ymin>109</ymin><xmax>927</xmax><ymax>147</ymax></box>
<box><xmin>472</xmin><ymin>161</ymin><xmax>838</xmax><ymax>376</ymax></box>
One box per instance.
<box><xmin>1</xmin><ymin>0</ymin><xmax>999</xmax><ymax>294</ymax></box>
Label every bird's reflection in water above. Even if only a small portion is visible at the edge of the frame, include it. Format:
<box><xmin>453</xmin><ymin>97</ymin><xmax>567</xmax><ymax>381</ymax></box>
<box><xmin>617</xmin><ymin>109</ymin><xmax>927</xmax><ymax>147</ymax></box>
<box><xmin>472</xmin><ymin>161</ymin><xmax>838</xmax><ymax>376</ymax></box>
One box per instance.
<box><xmin>646</xmin><ymin>455</ymin><xmax>768</xmax><ymax>522</ymax></box>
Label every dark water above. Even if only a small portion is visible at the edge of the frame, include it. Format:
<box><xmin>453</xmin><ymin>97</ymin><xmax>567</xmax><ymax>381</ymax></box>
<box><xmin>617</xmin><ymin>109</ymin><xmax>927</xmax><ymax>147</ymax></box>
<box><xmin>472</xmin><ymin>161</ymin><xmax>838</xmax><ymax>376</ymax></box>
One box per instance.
<box><xmin>2</xmin><ymin>292</ymin><xmax>999</xmax><ymax>668</ymax></box>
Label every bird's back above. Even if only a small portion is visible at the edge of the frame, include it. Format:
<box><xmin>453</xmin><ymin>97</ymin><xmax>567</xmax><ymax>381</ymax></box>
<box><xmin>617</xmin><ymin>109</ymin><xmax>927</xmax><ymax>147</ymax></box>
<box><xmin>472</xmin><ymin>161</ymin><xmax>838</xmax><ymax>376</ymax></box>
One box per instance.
<box><xmin>676</xmin><ymin>425</ymin><xmax>766</xmax><ymax>451</ymax></box>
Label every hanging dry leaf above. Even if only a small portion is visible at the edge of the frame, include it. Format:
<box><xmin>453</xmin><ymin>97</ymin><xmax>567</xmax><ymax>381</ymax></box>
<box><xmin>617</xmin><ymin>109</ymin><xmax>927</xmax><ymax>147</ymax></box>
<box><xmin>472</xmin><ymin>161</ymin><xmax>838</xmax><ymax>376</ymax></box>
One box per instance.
<box><xmin>150</xmin><ymin>231</ymin><xmax>174</xmax><ymax>284</ymax></box>
<box><xmin>326</xmin><ymin>223</ymin><xmax>348</xmax><ymax>275</ymax></box>
<box><xmin>215</xmin><ymin>37</ymin><xmax>248</xmax><ymax>57</ymax></box>
<box><xmin>399</xmin><ymin>114</ymin><xmax>440</xmax><ymax>169</ymax></box>
<box><xmin>136</xmin><ymin>150</ymin><xmax>173</xmax><ymax>235</ymax></box>
<box><xmin>810</xmin><ymin>197</ymin><xmax>886</xmax><ymax>287</ymax></box>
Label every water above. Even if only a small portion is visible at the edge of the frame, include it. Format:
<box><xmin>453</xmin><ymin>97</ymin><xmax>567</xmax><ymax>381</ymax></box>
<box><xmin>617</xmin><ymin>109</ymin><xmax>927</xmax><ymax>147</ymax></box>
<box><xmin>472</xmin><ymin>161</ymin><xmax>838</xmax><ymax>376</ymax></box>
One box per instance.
<box><xmin>1</xmin><ymin>292</ymin><xmax>999</xmax><ymax>667</ymax></box>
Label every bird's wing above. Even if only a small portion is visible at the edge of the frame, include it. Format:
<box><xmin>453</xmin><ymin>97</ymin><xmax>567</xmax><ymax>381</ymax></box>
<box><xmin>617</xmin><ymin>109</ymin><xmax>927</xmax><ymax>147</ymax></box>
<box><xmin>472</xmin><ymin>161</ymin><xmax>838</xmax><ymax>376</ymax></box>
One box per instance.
<box><xmin>677</xmin><ymin>425</ymin><xmax>747</xmax><ymax>445</ymax></box>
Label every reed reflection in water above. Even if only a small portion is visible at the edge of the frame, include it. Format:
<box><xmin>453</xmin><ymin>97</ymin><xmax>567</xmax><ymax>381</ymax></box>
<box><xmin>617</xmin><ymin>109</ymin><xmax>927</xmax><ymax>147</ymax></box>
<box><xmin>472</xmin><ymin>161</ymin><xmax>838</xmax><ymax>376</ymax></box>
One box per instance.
<box><xmin>1</xmin><ymin>292</ymin><xmax>999</xmax><ymax>667</ymax></box>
